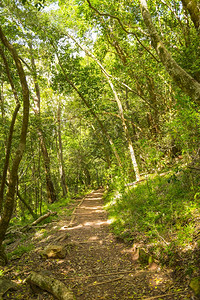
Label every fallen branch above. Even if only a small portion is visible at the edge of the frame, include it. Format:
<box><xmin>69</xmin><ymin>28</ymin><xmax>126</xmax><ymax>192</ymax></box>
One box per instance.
<box><xmin>125</xmin><ymin>172</ymin><xmax>171</xmax><ymax>187</ymax></box>
<box><xmin>188</xmin><ymin>166</ymin><xmax>200</xmax><ymax>171</ymax></box>
<box><xmin>66</xmin><ymin>194</ymin><xmax>88</xmax><ymax>228</ymax></box>
<box><xmin>26</xmin><ymin>271</ymin><xmax>75</xmax><ymax>300</ymax></box>
<box><xmin>142</xmin><ymin>290</ymin><xmax>184</xmax><ymax>300</ymax></box>
<box><xmin>87</xmin><ymin>276</ymin><xmax>124</xmax><ymax>288</ymax></box>
<box><xmin>125</xmin><ymin>179</ymin><xmax>145</xmax><ymax>186</ymax></box>
<box><xmin>6</xmin><ymin>211</ymin><xmax>57</xmax><ymax>236</ymax></box>
<box><xmin>31</xmin><ymin>211</ymin><xmax>57</xmax><ymax>226</ymax></box>
<box><xmin>66</xmin><ymin>269</ymin><xmax>148</xmax><ymax>281</ymax></box>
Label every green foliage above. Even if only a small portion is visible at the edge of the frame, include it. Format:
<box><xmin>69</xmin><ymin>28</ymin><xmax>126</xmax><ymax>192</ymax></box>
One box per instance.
<box><xmin>7</xmin><ymin>244</ymin><xmax>34</xmax><ymax>260</ymax></box>
<box><xmin>1</xmin><ymin>0</ymin><xmax>200</xmax><ymax>265</ymax></box>
<box><xmin>104</xmin><ymin>169</ymin><xmax>200</xmax><ymax>265</ymax></box>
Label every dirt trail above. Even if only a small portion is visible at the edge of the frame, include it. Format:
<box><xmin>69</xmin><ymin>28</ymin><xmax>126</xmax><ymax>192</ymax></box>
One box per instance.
<box><xmin>55</xmin><ymin>189</ymin><xmax>182</xmax><ymax>299</ymax></box>
<box><xmin>4</xmin><ymin>189</ymin><xmax>190</xmax><ymax>299</ymax></box>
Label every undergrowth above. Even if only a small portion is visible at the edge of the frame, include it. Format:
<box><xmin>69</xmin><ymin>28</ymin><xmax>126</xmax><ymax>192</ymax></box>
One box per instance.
<box><xmin>7</xmin><ymin>244</ymin><xmax>34</xmax><ymax>260</ymax></box>
<box><xmin>104</xmin><ymin>167</ymin><xmax>200</xmax><ymax>271</ymax></box>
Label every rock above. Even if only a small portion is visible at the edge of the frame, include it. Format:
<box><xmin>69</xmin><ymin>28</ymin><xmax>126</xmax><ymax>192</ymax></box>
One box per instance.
<box><xmin>40</xmin><ymin>245</ymin><xmax>66</xmax><ymax>259</ymax></box>
<box><xmin>0</xmin><ymin>277</ymin><xmax>18</xmax><ymax>298</ymax></box>
<box><xmin>190</xmin><ymin>277</ymin><xmax>200</xmax><ymax>296</ymax></box>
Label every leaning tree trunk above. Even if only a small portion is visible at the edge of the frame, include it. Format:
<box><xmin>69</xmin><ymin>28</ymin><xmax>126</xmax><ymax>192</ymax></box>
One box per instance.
<box><xmin>63</xmin><ymin>34</ymin><xmax>140</xmax><ymax>181</ymax></box>
<box><xmin>0</xmin><ymin>26</ymin><xmax>30</xmax><ymax>265</ymax></box>
<box><xmin>139</xmin><ymin>0</ymin><xmax>200</xmax><ymax>104</ymax></box>
<box><xmin>29</xmin><ymin>43</ymin><xmax>57</xmax><ymax>204</ymax></box>
<box><xmin>54</xmin><ymin>49</ymin><xmax>123</xmax><ymax>169</ymax></box>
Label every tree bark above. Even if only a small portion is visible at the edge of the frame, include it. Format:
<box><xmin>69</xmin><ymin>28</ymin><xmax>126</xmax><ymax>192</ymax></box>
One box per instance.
<box><xmin>0</xmin><ymin>45</ymin><xmax>21</xmax><ymax>212</ymax></box>
<box><xmin>139</xmin><ymin>0</ymin><xmax>200</xmax><ymax>104</ymax></box>
<box><xmin>181</xmin><ymin>0</ymin><xmax>200</xmax><ymax>30</ymax></box>
<box><xmin>0</xmin><ymin>103</ymin><xmax>20</xmax><ymax>212</ymax></box>
<box><xmin>0</xmin><ymin>26</ymin><xmax>30</xmax><ymax>264</ymax></box>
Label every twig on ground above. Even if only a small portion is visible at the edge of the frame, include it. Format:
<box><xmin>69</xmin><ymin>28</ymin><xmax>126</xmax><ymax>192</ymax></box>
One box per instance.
<box><xmin>66</xmin><ymin>193</ymin><xmax>93</xmax><ymax>228</ymax></box>
<box><xmin>87</xmin><ymin>276</ymin><xmax>124</xmax><ymax>287</ymax></box>
<box><xmin>66</xmin><ymin>269</ymin><xmax>148</xmax><ymax>281</ymax></box>
<box><xmin>142</xmin><ymin>290</ymin><xmax>185</xmax><ymax>300</ymax></box>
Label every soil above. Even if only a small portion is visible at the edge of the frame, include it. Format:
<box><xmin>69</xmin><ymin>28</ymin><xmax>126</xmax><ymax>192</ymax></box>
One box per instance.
<box><xmin>1</xmin><ymin>189</ymin><xmax>194</xmax><ymax>299</ymax></box>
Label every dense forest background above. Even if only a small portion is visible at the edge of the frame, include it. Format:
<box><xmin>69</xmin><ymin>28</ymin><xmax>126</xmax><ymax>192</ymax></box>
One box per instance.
<box><xmin>0</xmin><ymin>0</ymin><xmax>199</xmax><ymax>278</ymax></box>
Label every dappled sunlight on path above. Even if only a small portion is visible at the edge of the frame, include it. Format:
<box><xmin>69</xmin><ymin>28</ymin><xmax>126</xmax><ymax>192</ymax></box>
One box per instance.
<box><xmin>55</xmin><ymin>189</ymin><xmax>184</xmax><ymax>300</ymax></box>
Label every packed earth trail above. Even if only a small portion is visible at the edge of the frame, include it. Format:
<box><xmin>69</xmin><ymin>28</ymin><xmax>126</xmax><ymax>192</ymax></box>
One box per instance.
<box><xmin>3</xmin><ymin>189</ymin><xmax>191</xmax><ymax>299</ymax></box>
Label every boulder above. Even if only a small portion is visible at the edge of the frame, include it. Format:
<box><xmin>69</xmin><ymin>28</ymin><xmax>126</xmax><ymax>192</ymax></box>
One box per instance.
<box><xmin>40</xmin><ymin>245</ymin><xmax>66</xmax><ymax>259</ymax></box>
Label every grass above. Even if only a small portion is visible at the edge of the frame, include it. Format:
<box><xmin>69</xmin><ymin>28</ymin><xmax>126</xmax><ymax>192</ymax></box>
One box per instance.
<box><xmin>7</xmin><ymin>244</ymin><xmax>34</xmax><ymax>260</ymax></box>
<box><xmin>104</xmin><ymin>167</ymin><xmax>200</xmax><ymax>268</ymax></box>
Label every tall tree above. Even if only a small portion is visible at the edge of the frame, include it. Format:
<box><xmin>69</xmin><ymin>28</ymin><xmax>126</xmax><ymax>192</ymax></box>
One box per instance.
<box><xmin>139</xmin><ymin>0</ymin><xmax>200</xmax><ymax>104</ymax></box>
<box><xmin>0</xmin><ymin>26</ymin><xmax>30</xmax><ymax>265</ymax></box>
<box><xmin>29</xmin><ymin>42</ymin><xmax>57</xmax><ymax>203</ymax></box>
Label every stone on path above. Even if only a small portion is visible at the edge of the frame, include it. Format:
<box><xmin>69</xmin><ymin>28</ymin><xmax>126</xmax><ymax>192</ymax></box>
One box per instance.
<box><xmin>40</xmin><ymin>245</ymin><xmax>66</xmax><ymax>259</ymax></box>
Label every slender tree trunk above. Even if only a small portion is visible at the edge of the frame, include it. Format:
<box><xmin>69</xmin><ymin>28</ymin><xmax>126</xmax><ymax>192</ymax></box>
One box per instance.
<box><xmin>57</xmin><ymin>101</ymin><xmax>68</xmax><ymax>196</ymax></box>
<box><xmin>106</xmin><ymin>76</ymin><xmax>140</xmax><ymax>181</ymax></box>
<box><xmin>29</xmin><ymin>43</ymin><xmax>57</xmax><ymax>204</ymax></box>
<box><xmin>63</xmin><ymin>35</ymin><xmax>140</xmax><ymax>180</ymax></box>
<box><xmin>54</xmin><ymin>49</ymin><xmax>123</xmax><ymax>169</ymax></box>
<box><xmin>139</xmin><ymin>0</ymin><xmax>200</xmax><ymax>104</ymax></box>
<box><xmin>0</xmin><ymin>26</ymin><xmax>30</xmax><ymax>265</ymax></box>
<box><xmin>13</xmin><ymin>180</ymin><xmax>37</xmax><ymax>219</ymax></box>
<box><xmin>38</xmin><ymin>129</ymin><xmax>57</xmax><ymax>203</ymax></box>
<box><xmin>0</xmin><ymin>45</ymin><xmax>20</xmax><ymax>212</ymax></box>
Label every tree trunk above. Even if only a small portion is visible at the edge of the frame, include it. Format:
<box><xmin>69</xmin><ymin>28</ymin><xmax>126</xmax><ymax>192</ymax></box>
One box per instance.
<box><xmin>54</xmin><ymin>49</ymin><xmax>123</xmax><ymax>169</ymax></box>
<box><xmin>65</xmin><ymin>35</ymin><xmax>140</xmax><ymax>180</ymax></box>
<box><xmin>0</xmin><ymin>26</ymin><xmax>30</xmax><ymax>265</ymax></box>
<box><xmin>29</xmin><ymin>43</ymin><xmax>57</xmax><ymax>204</ymax></box>
<box><xmin>16</xmin><ymin>183</ymin><xmax>37</xmax><ymax>219</ymax></box>
<box><xmin>0</xmin><ymin>103</ymin><xmax>20</xmax><ymax>212</ymax></box>
<box><xmin>139</xmin><ymin>0</ymin><xmax>200</xmax><ymax>104</ymax></box>
<box><xmin>181</xmin><ymin>0</ymin><xmax>200</xmax><ymax>30</ymax></box>
<box><xmin>57</xmin><ymin>101</ymin><xmax>68</xmax><ymax>196</ymax></box>
<box><xmin>0</xmin><ymin>45</ymin><xmax>20</xmax><ymax>212</ymax></box>
<box><xmin>39</xmin><ymin>133</ymin><xmax>57</xmax><ymax>203</ymax></box>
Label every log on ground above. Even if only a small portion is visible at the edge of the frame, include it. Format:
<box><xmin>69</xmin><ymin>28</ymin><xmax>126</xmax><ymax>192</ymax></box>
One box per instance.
<box><xmin>27</xmin><ymin>271</ymin><xmax>75</xmax><ymax>300</ymax></box>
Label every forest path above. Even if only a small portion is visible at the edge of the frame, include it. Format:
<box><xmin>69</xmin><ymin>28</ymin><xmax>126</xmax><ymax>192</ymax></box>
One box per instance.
<box><xmin>54</xmin><ymin>189</ymin><xmax>178</xmax><ymax>300</ymax></box>
<box><xmin>4</xmin><ymin>189</ymin><xmax>186</xmax><ymax>299</ymax></box>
